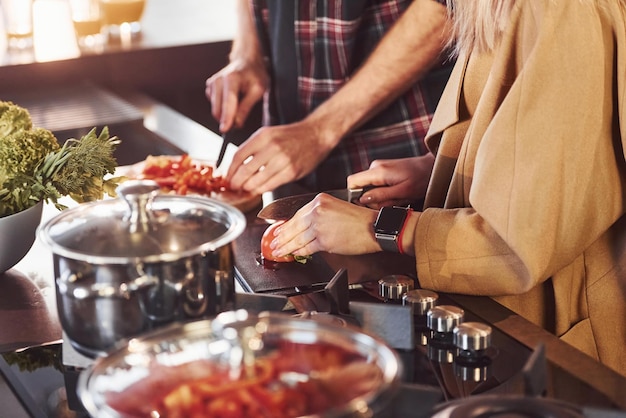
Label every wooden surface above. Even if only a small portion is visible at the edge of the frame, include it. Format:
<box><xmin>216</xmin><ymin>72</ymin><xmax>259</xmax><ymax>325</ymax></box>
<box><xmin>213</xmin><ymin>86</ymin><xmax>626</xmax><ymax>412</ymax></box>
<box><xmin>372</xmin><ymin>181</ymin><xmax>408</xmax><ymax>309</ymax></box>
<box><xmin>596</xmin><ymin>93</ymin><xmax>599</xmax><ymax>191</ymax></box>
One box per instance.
<box><xmin>116</xmin><ymin>155</ymin><xmax>263</xmax><ymax>213</ymax></box>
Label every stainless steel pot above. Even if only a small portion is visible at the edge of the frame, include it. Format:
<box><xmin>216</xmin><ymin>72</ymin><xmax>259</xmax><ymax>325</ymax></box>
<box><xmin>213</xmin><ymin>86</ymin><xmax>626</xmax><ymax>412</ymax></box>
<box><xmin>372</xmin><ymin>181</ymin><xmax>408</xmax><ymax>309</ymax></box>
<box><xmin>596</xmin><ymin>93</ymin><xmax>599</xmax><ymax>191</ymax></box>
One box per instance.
<box><xmin>38</xmin><ymin>180</ymin><xmax>246</xmax><ymax>358</ymax></box>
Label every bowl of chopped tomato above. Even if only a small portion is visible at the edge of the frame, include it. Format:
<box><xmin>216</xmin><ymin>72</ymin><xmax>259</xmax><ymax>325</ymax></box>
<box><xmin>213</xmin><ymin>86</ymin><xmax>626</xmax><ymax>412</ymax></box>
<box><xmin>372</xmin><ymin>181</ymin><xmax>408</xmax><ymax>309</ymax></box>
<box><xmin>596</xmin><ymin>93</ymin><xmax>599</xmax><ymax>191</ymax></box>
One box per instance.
<box><xmin>78</xmin><ymin>310</ymin><xmax>403</xmax><ymax>418</ymax></box>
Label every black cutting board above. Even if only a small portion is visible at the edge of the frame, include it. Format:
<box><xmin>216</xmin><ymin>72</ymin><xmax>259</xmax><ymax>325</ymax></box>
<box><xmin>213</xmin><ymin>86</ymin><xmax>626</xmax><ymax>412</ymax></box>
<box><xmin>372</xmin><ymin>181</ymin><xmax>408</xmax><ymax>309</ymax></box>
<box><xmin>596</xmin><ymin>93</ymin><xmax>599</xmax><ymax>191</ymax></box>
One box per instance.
<box><xmin>233</xmin><ymin>218</ymin><xmax>336</xmax><ymax>293</ymax></box>
<box><xmin>233</xmin><ymin>217</ymin><xmax>417</xmax><ymax>294</ymax></box>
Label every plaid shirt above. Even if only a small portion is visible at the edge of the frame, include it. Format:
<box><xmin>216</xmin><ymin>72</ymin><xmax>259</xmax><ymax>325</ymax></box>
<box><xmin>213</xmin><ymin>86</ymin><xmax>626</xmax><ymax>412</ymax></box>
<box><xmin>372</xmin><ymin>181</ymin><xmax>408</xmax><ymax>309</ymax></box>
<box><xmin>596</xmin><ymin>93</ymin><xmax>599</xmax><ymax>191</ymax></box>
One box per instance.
<box><xmin>252</xmin><ymin>0</ymin><xmax>453</xmax><ymax>191</ymax></box>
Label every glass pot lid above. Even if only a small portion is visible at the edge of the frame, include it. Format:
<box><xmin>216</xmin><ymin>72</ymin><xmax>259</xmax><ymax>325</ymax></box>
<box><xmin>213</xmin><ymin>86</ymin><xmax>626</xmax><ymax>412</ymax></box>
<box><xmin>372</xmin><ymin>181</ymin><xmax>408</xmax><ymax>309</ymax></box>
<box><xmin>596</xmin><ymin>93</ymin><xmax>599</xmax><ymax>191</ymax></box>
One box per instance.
<box><xmin>38</xmin><ymin>180</ymin><xmax>247</xmax><ymax>263</ymax></box>
<box><xmin>78</xmin><ymin>310</ymin><xmax>403</xmax><ymax>418</ymax></box>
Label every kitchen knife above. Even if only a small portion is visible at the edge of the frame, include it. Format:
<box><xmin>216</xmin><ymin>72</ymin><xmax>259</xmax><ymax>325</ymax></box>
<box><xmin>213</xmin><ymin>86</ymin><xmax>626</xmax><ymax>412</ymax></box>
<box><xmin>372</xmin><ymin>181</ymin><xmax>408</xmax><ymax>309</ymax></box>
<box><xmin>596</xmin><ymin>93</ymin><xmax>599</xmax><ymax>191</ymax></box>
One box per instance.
<box><xmin>216</xmin><ymin>132</ymin><xmax>230</xmax><ymax>169</ymax></box>
<box><xmin>254</xmin><ymin>280</ymin><xmax>364</xmax><ymax>297</ymax></box>
<box><xmin>257</xmin><ymin>187</ymin><xmax>367</xmax><ymax>221</ymax></box>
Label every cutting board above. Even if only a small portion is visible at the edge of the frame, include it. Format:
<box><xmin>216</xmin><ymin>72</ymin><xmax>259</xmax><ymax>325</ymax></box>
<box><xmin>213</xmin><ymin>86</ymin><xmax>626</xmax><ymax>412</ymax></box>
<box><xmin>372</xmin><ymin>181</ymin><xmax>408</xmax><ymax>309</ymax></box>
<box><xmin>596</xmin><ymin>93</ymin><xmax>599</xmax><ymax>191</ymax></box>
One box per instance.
<box><xmin>233</xmin><ymin>216</ymin><xmax>417</xmax><ymax>294</ymax></box>
<box><xmin>115</xmin><ymin>156</ymin><xmax>263</xmax><ymax>213</ymax></box>
<box><xmin>322</xmin><ymin>252</ymin><xmax>417</xmax><ymax>284</ymax></box>
<box><xmin>233</xmin><ymin>218</ymin><xmax>336</xmax><ymax>293</ymax></box>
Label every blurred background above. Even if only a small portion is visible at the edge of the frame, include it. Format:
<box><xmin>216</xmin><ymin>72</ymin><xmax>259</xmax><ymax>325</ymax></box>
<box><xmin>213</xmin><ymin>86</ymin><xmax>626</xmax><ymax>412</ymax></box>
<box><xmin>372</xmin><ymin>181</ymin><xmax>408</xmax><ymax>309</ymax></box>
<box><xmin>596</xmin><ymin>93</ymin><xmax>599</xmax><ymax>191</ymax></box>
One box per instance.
<box><xmin>0</xmin><ymin>0</ymin><xmax>261</xmax><ymax>145</ymax></box>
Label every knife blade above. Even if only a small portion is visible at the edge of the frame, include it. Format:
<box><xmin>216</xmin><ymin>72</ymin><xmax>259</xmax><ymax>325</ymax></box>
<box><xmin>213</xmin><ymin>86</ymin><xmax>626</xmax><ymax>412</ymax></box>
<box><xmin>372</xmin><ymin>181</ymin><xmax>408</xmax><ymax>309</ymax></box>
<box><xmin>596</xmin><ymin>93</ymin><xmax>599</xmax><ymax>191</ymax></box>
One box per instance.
<box><xmin>254</xmin><ymin>281</ymin><xmax>364</xmax><ymax>297</ymax></box>
<box><xmin>216</xmin><ymin>132</ymin><xmax>230</xmax><ymax>169</ymax></box>
<box><xmin>257</xmin><ymin>187</ymin><xmax>366</xmax><ymax>221</ymax></box>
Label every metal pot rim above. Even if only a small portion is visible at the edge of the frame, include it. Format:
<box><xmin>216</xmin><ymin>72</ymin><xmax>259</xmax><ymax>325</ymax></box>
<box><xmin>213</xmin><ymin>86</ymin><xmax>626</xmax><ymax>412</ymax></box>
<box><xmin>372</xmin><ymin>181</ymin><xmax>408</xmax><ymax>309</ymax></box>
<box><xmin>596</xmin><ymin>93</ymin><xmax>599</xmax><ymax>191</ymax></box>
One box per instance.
<box><xmin>38</xmin><ymin>192</ymin><xmax>247</xmax><ymax>263</ymax></box>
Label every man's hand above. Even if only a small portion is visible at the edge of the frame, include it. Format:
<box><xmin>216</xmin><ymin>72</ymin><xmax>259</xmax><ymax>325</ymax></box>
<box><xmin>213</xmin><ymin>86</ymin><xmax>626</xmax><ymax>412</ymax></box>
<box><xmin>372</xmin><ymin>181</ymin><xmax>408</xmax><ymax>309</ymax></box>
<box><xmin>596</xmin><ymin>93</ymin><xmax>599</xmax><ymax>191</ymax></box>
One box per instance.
<box><xmin>226</xmin><ymin>119</ymin><xmax>335</xmax><ymax>194</ymax></box>
<box><xmin>205</xmin><ymin>58</ymin><xmax>268</xmax><ymax>132</ymax></box>
<box><xmin>205</xmin><ymin>0</ymin><xmax>268</xmax><ymax>132</ymax></box>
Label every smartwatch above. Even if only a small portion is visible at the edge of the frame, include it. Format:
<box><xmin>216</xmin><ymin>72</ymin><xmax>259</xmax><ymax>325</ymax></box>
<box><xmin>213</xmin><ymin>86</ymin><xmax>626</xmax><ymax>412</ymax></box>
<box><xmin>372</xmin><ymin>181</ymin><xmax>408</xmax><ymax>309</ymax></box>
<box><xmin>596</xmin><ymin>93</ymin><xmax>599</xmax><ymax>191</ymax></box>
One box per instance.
<box><xmin>374</xmin><ymin>206</ymin><xmax>410</xmax><ymax>253</ymax></box>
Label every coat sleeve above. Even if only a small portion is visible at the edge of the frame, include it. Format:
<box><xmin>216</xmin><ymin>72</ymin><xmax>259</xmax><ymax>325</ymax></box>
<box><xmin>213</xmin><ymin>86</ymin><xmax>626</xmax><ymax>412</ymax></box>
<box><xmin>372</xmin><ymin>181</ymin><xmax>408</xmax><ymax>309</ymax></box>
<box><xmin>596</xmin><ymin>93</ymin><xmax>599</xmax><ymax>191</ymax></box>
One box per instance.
<box><xmin>416</xmin><ymin>1</ymin><xmax>625</xmax><ymax>296</ymax></box>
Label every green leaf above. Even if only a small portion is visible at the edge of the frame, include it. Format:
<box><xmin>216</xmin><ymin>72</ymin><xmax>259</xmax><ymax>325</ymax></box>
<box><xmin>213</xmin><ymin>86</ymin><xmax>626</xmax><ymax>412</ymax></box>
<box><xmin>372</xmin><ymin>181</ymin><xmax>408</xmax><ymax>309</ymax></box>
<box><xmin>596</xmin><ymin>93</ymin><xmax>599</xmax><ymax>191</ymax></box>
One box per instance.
<box><xmin>293</xmin><ymin>255</ymin><xmax>312</xmax><ymax>264</ymax></box>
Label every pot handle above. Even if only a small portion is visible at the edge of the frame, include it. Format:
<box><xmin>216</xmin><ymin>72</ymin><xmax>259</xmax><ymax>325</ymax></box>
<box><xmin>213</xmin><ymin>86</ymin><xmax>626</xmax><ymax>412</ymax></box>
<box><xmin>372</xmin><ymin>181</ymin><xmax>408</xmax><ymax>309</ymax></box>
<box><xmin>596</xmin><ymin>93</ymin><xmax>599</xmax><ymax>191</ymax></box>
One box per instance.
<box><xmin>56</xmin><ymin>273</ymin><xmax>158</xmax><ymax>300</ymax></box>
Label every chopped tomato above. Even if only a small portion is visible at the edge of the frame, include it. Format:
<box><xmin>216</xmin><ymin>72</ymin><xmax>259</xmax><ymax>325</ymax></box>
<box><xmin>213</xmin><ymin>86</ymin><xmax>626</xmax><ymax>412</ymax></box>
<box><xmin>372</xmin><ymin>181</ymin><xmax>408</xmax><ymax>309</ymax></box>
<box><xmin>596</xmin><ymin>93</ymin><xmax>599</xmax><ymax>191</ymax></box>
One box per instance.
<box><xmin>139</xmin><ymin>154</ymin><xmax>229</xmax><ymax>195</ymax></box>
<box><xmin>261</xmin><ymin>221</ymin><xmax>295</xmax><ymax>263</ymax></box>
<box><xmin>151</xmin><ymin>176</ymin><xmax>177</xmax><ymax>187</ymax></box>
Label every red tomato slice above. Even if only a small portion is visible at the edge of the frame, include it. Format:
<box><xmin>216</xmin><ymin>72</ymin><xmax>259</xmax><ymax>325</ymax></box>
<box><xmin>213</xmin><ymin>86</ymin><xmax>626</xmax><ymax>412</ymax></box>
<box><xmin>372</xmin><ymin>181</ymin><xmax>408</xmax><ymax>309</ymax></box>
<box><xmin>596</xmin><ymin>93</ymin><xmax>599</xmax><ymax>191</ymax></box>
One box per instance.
<box><xmin>261</xmin><ymin>221</ymin><xmax>295</xmax><ymax>263</ymax></box>
<box><xmin>152</xmin><ymin>176</ymin><xmax>176</xmax><ymax>187</ymax></box>
<box><xmin>139</xmin><ymin>155</ymin><xmax>230</xmax><ymax>195</ymax></box>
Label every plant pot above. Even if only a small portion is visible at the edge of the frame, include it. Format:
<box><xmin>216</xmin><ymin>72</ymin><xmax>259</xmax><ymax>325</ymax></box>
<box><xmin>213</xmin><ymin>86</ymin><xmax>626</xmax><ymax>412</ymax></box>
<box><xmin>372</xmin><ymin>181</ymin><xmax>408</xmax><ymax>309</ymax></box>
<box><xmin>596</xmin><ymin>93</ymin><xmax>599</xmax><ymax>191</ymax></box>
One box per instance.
<box><xmin>0</xmin><ymin>201</ymin><xmax>44</xmax><ymax>273</ymax></box>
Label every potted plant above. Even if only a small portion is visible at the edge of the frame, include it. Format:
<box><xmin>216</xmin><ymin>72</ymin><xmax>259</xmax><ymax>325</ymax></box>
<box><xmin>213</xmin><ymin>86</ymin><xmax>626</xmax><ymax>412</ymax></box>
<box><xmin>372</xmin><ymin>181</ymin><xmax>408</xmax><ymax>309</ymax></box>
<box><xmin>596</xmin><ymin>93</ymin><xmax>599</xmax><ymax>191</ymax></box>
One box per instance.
<box><xmin>0</xmin><ymin>100</ymin><xmax>122</xmax><ymax>272</ymax></box>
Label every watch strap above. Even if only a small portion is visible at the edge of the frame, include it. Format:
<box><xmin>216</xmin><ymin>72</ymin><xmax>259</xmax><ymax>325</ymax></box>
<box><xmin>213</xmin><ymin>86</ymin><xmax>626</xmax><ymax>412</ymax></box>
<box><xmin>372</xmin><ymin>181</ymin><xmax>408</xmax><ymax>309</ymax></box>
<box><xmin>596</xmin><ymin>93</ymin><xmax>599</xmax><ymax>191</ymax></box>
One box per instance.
<box><xmin>376</xmin><ymin>233</ymin><xmax>400</xmax><ymax>252</ymax></box>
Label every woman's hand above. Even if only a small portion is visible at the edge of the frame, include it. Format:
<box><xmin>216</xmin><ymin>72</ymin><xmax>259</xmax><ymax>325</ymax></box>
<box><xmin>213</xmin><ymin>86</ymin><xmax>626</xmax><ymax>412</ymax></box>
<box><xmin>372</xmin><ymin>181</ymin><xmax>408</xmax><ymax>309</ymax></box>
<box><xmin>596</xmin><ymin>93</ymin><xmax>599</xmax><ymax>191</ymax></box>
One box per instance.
<box><xmin>268</xmin><ymin>193</ymin><xmax>380</xmax><ymax>258</ymax></box>
<box><xmin>348</xmin><ymin>155</ymin><xmax>434</xmax><ymax>209</ymax></box>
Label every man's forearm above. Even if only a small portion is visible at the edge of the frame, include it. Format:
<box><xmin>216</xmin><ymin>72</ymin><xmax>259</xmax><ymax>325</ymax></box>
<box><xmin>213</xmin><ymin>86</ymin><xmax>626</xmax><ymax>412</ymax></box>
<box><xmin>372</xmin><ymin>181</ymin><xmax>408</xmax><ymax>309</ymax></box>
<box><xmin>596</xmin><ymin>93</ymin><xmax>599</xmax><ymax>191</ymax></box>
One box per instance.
<box><xmin>230</xmin><ymin>0</ymin><xmax>263</xmax><ymax>63</ymax></box>
<box><xmin>309</xmin><ymin>0</ymin><xmax>452</xmax><ymax>149</ymax></box>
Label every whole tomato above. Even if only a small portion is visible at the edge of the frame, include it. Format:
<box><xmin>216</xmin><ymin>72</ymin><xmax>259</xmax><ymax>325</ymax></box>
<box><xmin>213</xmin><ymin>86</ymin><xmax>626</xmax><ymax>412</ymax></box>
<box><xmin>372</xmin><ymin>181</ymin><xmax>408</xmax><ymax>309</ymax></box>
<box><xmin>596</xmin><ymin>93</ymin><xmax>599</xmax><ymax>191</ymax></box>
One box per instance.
<box><xmin>261</xmin><ymin>221</ymin><xmax>295</xmax><ymax>263</ymax></box>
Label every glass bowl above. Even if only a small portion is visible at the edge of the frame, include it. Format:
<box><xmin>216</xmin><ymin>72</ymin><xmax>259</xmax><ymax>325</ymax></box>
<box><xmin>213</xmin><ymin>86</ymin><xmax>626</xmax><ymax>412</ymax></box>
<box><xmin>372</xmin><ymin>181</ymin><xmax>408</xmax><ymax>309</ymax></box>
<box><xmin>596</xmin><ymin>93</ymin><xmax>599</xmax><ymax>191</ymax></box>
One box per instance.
<box><xmin>78</xmin><ymin>310</ymin><xmax>403</xmax><ymax>418</ymax></box>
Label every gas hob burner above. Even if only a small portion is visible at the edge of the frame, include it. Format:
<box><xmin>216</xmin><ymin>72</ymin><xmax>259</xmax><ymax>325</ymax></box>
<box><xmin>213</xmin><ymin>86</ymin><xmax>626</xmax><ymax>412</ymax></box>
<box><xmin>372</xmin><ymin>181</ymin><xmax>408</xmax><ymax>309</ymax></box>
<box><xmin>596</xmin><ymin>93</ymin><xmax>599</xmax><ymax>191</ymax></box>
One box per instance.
<box><xmin>431</xmin><ymin>394</ymin><xmax>583</xmax><ymax>418</ymax></box>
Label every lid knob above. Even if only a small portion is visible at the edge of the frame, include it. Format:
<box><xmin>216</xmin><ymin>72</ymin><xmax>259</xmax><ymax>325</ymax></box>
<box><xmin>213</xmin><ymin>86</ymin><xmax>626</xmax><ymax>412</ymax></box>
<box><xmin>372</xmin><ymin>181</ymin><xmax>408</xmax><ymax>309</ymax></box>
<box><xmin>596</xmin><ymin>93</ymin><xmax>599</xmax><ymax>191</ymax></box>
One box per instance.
<box><xmin>117</xmin><ymin>180</ymin><xmax>161</xmax><ymax>234</ymax></box>
<box><xmin>378</xmin><ymin>275</ymin><xmax>415</xmax><ymax>300</ymax></box>
<box><xmin>427</xmin><ymin>305</ymin><xmax>464</xmax><ymax>333</ymax></box>
<box><xmin>453</xmin><ymin>322</ymin><xmax>492</xmax><ymax>351</ymax></box>
<box><xmin>402</xmin><ymin>289</ymin><xmax>438</xmax><ymax>315</ymax></box>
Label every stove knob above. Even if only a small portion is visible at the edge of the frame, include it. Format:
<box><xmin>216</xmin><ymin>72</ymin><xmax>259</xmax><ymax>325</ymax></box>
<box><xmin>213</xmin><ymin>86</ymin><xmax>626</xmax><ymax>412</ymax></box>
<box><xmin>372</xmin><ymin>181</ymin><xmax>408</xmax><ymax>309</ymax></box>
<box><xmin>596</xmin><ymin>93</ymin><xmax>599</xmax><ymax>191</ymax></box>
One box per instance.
<box><xmin>378</xmin><ymin>275</ymin><xmax>415</xmax><ymax>301</ymax></box>
<box><xmin>402</xmin><ymin>289</ymin><xmax>439</xmax><ymax>315</ymax></box>
<box><xmin>453</xmin><ymin>322</ymin><xmax>492</xmax><ymax>352</ymax></box>
<box><xmin>427</xmin><ymin>305</ymin><xmax>464</xmax><ymax>333</ymax></box>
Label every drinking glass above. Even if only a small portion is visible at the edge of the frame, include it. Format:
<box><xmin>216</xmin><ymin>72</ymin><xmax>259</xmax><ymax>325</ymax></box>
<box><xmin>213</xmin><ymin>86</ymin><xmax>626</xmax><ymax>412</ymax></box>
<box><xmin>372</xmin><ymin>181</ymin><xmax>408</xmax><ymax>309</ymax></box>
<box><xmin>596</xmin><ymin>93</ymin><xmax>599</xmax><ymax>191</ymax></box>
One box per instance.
<box><xmin>99</xmin><ymin>0</ymin><xmax>146</xmax><ymax>39</ymax></box>
<box><xmin>68</xmin><ymin>0</ymin><xmax>105</xmax><ymax>49</ymax></box>
<box><xmin>1</xmin><ymin>0</ymin><xmax>34</xmax><ymax>50</ymax></box>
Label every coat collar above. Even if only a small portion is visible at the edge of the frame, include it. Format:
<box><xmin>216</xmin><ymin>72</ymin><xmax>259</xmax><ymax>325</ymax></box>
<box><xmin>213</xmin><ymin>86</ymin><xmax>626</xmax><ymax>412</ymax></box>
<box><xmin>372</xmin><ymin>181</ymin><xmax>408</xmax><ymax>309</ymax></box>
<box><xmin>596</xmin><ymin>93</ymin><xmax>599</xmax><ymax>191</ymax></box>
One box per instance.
<box><xmin>425</xmin><ymin>53</ymin><xmax>469</xmax><ymax>152</ymax></box>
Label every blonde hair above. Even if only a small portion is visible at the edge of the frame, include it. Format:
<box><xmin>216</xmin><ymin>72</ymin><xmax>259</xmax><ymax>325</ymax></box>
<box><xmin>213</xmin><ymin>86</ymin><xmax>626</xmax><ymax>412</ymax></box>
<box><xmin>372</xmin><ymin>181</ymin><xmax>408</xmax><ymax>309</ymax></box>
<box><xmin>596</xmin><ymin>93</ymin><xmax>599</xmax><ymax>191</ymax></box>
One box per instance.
<box><xmin>446</xmin><ymin>0</ymin><xmax>517</xmax><ymax>55</ymax></box>
<box><xmin>448</xmin><ymin>0</ymin><xmax>626</xmax><ymax>55</ymax></box>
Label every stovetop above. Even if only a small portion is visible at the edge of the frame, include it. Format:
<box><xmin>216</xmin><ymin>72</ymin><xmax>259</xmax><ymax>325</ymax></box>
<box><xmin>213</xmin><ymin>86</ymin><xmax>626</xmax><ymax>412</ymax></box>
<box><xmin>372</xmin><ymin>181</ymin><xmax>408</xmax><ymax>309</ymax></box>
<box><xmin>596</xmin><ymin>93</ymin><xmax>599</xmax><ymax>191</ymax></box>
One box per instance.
<box><xmin>1</xmin><ymin>273</ymin><xmax>625</xmax><ymax>417</ymax></box>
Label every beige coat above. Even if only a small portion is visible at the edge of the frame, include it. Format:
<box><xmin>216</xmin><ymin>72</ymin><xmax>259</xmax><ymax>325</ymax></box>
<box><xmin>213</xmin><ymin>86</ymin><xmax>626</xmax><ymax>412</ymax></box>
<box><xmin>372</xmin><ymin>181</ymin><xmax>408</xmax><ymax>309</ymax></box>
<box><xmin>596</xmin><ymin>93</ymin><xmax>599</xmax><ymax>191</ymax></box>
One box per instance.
<box><xmin>418</xmin><ymin>0</ymin><xmax>626</xmax><ymax>376</ymax></box>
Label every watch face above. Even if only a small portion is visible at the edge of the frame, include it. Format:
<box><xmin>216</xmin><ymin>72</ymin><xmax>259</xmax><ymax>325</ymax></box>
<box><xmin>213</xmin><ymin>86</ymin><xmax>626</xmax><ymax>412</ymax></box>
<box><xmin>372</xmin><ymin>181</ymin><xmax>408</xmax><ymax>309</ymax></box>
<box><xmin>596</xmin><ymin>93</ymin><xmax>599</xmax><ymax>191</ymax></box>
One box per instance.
<box><xmin>375</xmin><ymin>207</ymin><xmax>408</xmax><ymax>234</ymax></box>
